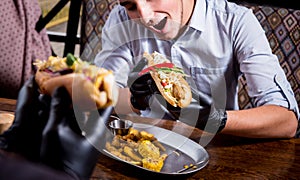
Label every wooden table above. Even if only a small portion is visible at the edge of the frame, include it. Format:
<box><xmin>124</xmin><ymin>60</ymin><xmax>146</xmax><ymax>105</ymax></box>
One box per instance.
<box><xmin>1</xmin><ymin>98</ymin><xmax>300</xmax><ymax>179</ymax></box>
<box><xmin>0</xmin><ymin>98</ymin><xmax>16</xmax><ymax>112</ymax></box>
<box><xmin>91</xmin><ymin>114</ymin><xmax>300</xmax><ymax>179</ymax></box>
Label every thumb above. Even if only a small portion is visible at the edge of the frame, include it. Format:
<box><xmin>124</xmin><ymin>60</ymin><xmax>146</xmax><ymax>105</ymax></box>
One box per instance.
<box><xmin>127</xmin><ymin>58</ymin><xmax>148</xmax><ymax>87</ymax></box>
<box><xmin>132</xmin><ymin>57</ymin><xmax>147</xmax><ymax>73</ymax></box>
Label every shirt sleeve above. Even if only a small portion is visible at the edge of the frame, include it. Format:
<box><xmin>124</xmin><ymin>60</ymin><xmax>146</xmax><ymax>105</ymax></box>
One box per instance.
<box><xmin>93</xmin><ymin>5</ymin><xmax>133</xmax><ymax>88</ymax></box>
<box><xmin>233</xmin><ymin>9</ymin><xmax>299</xmax><ymax>119</ymax></box>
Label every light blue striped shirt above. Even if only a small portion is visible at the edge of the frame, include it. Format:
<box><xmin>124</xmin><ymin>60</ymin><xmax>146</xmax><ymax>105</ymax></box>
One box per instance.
<box><xmin>94</xmin><ymin>0</ymin><xmax>299</xmax><ymax>117</ymax></box>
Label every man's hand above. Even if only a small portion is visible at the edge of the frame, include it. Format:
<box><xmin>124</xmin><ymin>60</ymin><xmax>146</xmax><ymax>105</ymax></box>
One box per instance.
<box><xmin>127</xmin><ymin>59</ymin><xmax>227</xmax><ymax>133</ymax></box>
<box><xmin>127</xmin><ymin>57</ymin><xmax>148</xmax><ymax>88</ymax></box>
<box><xmin>40</xmin><ymin>86</ymin><xmax>113</xmax><ymax>179</ymax></box>
<box><xmin>129</xmin><ymin>73</ymin><xmax>159</xmax><ymax>110</ymax></box>
<box><xmin>127</xmin><ymin>58</ymin><xmax>159</xmax><ymax>110</ymax></box>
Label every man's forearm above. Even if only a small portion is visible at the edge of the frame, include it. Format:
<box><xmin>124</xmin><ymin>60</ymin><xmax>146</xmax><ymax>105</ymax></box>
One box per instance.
<box><xmin>223</xmin><ymin>105</ymin><xmax>298</xmax><ymax>138</ymax></box>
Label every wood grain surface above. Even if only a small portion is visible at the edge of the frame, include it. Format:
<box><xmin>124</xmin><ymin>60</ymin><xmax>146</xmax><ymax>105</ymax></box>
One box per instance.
<box><xmin>0</xmin><ymin>98</ymin><xmax>299</xmax><ymax>179</ymax></box>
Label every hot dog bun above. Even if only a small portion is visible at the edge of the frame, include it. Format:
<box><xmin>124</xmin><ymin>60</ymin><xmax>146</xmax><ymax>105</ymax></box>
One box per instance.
<box><xmin>34</xmin><ymin>54</ymin><xmax>118</xmax><ymax>110</ymax></box>
<box><xmin>143</xmin><ymin>52</ymin><xmax>192</xmax><ymax>108</ymax></box>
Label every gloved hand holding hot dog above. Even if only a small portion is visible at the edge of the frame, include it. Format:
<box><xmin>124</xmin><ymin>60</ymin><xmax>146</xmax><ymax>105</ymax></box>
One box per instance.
<box><xmin>128</xmin><ymin>52</ymin><xmax>227</xmax><ymax>133</ymax></box>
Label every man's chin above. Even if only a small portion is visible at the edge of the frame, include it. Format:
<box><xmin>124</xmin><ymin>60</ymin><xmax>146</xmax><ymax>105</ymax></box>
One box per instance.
<box><xmin>154</xmin><ymin>32</ymin><xmax>178</xmax><ymax>40</ymax></box>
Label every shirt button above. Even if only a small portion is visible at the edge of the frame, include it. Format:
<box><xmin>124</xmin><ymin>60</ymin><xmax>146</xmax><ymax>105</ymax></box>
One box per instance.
<box><xmin>275</xmin><ymin>75</ymin><xmax>282</xmax><ymax>82</ymax></box>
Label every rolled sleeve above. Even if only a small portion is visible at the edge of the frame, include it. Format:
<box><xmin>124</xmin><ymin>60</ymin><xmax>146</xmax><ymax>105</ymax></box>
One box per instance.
<box><xmin>274</xmin><ymin>75</ymin><xmax>299</xmax><ymax>112</ymax></box>
<box><xmin>256</xmin><ymin>74</ymin><xmax>299</xmax><ymax>118</ymax></box>
<box><xmin>244</xmin><ymin>63</ymin><xmax>299</xmax><ymax>121</ymax></box>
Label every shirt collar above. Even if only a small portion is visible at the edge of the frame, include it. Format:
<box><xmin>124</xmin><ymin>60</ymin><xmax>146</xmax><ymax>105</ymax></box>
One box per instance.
<box><xmin>189</xmin><ymin>0</ymin><xmax>206</xmax><ymax>32</ymax></box>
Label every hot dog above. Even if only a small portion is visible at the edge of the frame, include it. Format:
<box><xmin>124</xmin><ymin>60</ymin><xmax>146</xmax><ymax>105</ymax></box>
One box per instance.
<box><xmin>142</xmin><ymin>52</ymin><xmax>192</xmax><ymax>108</ymax></box>
<box><xmin>34</xmin><ymin>53</ymin><xmax>118</xmax><ymax>110</ymax></box>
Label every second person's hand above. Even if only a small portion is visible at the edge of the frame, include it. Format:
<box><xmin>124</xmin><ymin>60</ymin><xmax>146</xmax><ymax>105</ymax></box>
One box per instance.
<box><xmin>40</xmin><ymin>86</ymin><xmax>113</xmax><ymax>180</ymax></box>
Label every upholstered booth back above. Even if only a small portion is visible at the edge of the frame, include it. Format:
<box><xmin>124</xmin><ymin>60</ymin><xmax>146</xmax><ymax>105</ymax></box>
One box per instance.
<box><xmin>237</xmin><ymin>4</ymin><xmax>300</xmax><ymax>110</ymax></box>
<box><xmin>80</xmin><ymin>0</ymin><xmax>300</xmax><ymax>110</ymax></box>
<box><xmin>80</xmin><ymin>0</ymin><xmax>118</xmax><ymax>62</ymax></box>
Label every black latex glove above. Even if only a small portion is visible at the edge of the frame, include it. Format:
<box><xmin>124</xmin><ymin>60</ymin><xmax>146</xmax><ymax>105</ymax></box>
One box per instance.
<box><xmin>167</xmin><ymin>88</ymin><xmax>227</xmax><ymax>133</ymax></box>
<box><xmin>127</xmin><ymin>57</ymin><xmax>148</xmax><ymax>87</ymax></box>
<box><xmin>40</xmin><ymin>86</ymin><xmax>113</xmax><ymax>180</ymax></box>
<box><xmin>0</xmin><ymin>76</ymin><xmax>49</xmax><ymax>161</ymax></box>
<box><xmin>127</xmin><ymin>58</ymin><xmax>159</xmax><ymax>110</ymax></box>
<box><xmin>129</xmin><ymin>73</ymin><xmax>160</xmax><ymax>110</ymax></box>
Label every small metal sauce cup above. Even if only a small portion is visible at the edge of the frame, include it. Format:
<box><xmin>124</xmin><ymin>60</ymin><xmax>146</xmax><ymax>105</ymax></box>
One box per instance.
<box><xmin>108</xmin><ymin>118</ymin><xmax>133</xmax><ymax>136</ymax></box>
